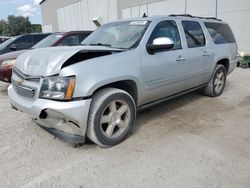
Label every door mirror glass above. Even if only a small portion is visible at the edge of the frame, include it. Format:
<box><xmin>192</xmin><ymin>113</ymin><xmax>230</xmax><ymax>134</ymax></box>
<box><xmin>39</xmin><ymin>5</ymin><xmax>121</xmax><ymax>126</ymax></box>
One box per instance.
<box><xmin>147</xmin><ymin>37</ymin><xmax>174</xmax><ymax>54</ymax></box>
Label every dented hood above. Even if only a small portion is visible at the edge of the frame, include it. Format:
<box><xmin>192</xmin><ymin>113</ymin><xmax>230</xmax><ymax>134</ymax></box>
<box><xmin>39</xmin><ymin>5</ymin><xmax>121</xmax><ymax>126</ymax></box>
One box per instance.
<box><xmin>15</xmin><ymin>46</ymin><xmax>122</xmax><ymax>77</ymax></box>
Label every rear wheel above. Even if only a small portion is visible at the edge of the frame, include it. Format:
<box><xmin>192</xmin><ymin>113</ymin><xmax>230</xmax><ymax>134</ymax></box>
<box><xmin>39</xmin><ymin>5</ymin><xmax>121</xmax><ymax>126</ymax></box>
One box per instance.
<box><xmin>203</xmin><ymin>64</ymin><xmax>227</xmax><ymax>97</ymax></box>
<box><xmin>87</xmin><ymin>88</ymin><xmax>136</xmax><ymax>147</ymax></box>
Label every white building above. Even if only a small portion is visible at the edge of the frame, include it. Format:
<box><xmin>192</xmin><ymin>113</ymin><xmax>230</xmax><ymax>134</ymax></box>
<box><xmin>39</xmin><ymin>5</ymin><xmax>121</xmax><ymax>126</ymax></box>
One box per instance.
<box><xmin>40</xmin><ymin>0</ymin><xmax>250</xmax><ymax>52</ymax></box>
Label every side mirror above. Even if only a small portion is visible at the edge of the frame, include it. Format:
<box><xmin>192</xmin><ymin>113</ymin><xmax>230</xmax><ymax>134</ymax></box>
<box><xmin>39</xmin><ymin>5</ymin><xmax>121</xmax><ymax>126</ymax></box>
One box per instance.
<box><xmin>146</xmin><ymin>37</ymin><xmax>174</xmax><ymax>55</ymax></box>
<box><xmin>9</xmin><ymin>44</ymin><xmax>17</xmax><ymax>51</ymax></box>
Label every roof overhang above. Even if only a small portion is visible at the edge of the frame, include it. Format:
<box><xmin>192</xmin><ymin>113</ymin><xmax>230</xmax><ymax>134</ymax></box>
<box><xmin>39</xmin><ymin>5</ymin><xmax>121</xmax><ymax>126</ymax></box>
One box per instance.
<box><xmin>39</xmin><ymin>0</ymin><xmax>46</xmax><ymax>5</ymax></box>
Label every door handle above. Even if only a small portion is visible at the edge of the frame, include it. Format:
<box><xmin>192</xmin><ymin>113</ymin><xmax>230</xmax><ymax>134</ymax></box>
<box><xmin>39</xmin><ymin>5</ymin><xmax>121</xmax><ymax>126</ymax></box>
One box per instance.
<box><xmin>203</xmin><ymin>51</ymin><xmax>211</xmax><ymax>56</ymax></box>
<box><xmin>176</xmin><ymin>56</ymin><xmax>186</xmax><ymax>62</ymax></box>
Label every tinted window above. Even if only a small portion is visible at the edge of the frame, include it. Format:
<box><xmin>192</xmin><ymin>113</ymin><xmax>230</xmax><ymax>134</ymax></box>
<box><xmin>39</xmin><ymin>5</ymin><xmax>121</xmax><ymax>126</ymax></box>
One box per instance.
<box><xmin>33</xmin><ymin>33</ymin><xmax>63</xmax><ymax>49</ymax></box>
<box><xmin>79</xmin><ymin>33</ymin><xmax>90</xmax><ymax>43</ymax></box>
<box><xmin>0</xmin><ymin>36</ymin><xmax>19</xmax><ymax>50</ymax></box>
<box><xmin>32</xmin><ymin>34</ymin><xmax>49</xmax><ymax>44</ymax></box>
<box><xmin>182</xmin><ymin>21</ymin><xmax>205</xmax><ymax>48</ymax></box>
<box><xmin>148</xmin><ymin>20</ymin><xmax>181</xmax><ymax>50</ymax></box>
<box><xmin>58</xmin><ymin>35</ymin><xmax>81</xmax><ymax>46</ymax></box>
<box><xmin>13</xmin><ymin>35</ymin><xmax>33</xmax><ymax>49</ymax></box>
<box><xmin>204</xmin><ymin>22</ymin><xmax>235</xmax><ymax>44</ymax></box>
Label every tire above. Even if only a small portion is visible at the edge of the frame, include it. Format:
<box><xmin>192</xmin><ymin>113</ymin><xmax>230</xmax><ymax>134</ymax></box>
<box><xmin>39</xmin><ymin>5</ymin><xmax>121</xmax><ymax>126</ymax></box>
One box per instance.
<box><xmin>203</xmin><ymin>64</ymin><xmax>227</xmax><ymax>97</ymax></box>
<box><xmin>87</xmin><ymin>88</ymin><xmax>136</xmax><ymax>147</ymax></box>
<box><xmin>242</xmin><ymin>63</ymin><xmax>248</xmax><ymax>69</ymax></box>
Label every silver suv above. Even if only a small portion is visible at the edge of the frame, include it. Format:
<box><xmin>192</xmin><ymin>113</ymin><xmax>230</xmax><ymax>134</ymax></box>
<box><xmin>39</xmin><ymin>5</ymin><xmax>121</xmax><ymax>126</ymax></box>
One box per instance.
<box><xmin>8</xmin><ymin>15</ymin><xmax>237</xmax><ymax>147</ymax></box>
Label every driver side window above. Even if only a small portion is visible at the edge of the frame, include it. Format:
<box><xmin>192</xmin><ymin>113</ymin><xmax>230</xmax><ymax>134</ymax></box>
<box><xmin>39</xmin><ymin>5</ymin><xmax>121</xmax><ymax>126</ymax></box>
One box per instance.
<box><xmin>148</xmin><ymin>20</ymin><xmax>182</xmax><ymax>50</ymax></box>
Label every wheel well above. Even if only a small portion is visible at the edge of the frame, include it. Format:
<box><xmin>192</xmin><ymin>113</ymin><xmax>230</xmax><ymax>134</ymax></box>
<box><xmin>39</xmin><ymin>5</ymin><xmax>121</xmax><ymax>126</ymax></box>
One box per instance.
<box><xmin>93</xmin><ymin>80</ymin><xmax>138</xmax><ymax>105</ymax></box>
<box><xmin>217</xmin><ymin>58</ymin><xmax>229</xmax><ymax>72</ymax></box>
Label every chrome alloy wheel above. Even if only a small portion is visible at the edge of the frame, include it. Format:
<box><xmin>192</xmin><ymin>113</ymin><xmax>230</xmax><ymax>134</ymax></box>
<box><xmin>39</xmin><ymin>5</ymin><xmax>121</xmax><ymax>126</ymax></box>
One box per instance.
<box><xmin>100</xmin><ymin>100</ymin><xmax>131</xmax><ymax>139</ymax></box>
<box><xmin>214</xmin><ymin>70</ymin><xmax>225</xmax><ymax>94</ymax></box>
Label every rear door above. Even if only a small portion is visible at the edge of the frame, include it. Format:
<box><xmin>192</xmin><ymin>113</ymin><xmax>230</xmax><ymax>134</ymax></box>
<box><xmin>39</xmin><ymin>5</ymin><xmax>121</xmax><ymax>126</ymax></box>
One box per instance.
<box><xmin>141</xmin><ymin>20</ymin><xmax>189</xmax><ymax>103</ymax></box>
<box><xmin>181</xmin><ymin>21</ymin><xmax>212</xmax><ymax>87</ymax></box>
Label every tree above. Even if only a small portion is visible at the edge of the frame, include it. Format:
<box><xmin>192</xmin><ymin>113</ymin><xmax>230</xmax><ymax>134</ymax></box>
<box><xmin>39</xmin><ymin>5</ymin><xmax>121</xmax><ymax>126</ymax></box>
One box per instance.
<box><xmin>7</xmin><ymin>15</ymin><xmax>32</xmax><ymax>36</ymax></box>
<box><xmin>0</xmin><ymin>20</ymin><xmax>8</xmax><ymax>35</ymax></box>
<box><xmin>0</xmin><ymin>15</ymin><xmax>42</xmax><ymax>36</ymax></box>
<box><xmin>31</xmin><ymin>24</ymin><xmax>42</xmax><ymax>33</ymax></box>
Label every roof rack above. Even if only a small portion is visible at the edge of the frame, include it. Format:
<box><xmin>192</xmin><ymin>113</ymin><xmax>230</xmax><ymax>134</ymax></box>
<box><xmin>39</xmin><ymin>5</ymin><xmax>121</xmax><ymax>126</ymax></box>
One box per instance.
<box><xmin>169</xmin><ymin>14</ymin><xmax>222</xmax><ymax>21</ymax></box>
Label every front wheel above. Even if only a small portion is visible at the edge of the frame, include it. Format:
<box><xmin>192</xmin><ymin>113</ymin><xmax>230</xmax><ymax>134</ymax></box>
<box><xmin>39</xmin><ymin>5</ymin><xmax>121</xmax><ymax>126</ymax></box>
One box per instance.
<box><xmin>203</xmin><ymin>64</ymin><xmax>227</xmax><ymax>97</ymax></box>
<box><xmin>87</xmin><ymin>88</ymin><xmax>136</xmax><ymax>147</ymax></box>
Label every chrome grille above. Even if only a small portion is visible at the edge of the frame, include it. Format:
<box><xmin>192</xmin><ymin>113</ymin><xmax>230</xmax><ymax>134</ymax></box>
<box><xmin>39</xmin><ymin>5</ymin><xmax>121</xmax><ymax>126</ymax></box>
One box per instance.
<box><xmin>12</xmin><ymin>80</ymin><xmax>36</xmax><ymax>98</ymax></box>
<box><xmin>13</xmin><ymin>67</ymin><xmax>40</xmax><ymax>82</ymax></box>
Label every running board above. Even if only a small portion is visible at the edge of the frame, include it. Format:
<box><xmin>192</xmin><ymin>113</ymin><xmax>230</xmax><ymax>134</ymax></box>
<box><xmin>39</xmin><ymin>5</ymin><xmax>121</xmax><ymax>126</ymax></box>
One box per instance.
<box><xmin>137</xmin><ymin>84</ymin><xmax>207</xmax><ymax>111</ymax></box>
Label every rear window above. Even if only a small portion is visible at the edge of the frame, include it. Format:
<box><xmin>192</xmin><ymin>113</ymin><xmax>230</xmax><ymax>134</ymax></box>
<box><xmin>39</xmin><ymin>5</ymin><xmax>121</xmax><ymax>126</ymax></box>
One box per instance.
<box><xmin>204</xmin><ymin>22</ymin><xmax>235</xmax><ymax>44</ymax></box>
<box><xmin>182</xmin><ymin>21</ymin><xmax>206</xmax><ymax>48</ymax></box>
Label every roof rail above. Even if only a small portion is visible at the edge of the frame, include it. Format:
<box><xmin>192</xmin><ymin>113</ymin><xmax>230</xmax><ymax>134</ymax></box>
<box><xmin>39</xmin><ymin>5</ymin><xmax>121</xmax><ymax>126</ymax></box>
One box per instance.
<box><xmin>169</xmin><ymin>14</ymin><xmax>222</xmax><ymax>21</ymax></box>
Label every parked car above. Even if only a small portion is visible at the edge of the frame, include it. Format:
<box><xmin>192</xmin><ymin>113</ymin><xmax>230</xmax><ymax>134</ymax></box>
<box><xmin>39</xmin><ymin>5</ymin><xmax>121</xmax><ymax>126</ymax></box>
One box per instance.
<box><xmin>8</xmin><ymin>15</ymin><xmax>237</xmax><ymax>147</ymax></box>
<box><xmin>0</xmin><ymin>36</ymin><xmax>10</xmax><ymax>44</ymax></box>
<box><xmin>0</xmin><ymin>31</ymin><xmax>92</xmax><ymax>83</ymax></box>
<box><xmin>0</xmin><ymin>33</ymin><xmax>51</xmax><ymax>55</ymax></box>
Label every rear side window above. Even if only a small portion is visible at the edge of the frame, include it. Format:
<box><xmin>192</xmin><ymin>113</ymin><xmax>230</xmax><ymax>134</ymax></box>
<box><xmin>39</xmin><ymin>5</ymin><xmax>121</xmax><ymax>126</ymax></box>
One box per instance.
<box><xmin>204</xmin><ymin>22</ymin><xmax>235</xmax><ymax>44</ymax></box>
<box><xmin>182</xmin><ymin>21</ymin><xmax>205</xmax><ymax>48</ymax></box>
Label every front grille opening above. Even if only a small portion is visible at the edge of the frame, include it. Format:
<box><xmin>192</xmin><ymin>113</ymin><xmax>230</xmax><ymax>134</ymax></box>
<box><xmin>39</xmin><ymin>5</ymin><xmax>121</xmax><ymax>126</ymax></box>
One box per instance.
<box><xmin>12</xmin><ymin>80</ymin><xmax>36</xmax><ymax>98</ymax></box>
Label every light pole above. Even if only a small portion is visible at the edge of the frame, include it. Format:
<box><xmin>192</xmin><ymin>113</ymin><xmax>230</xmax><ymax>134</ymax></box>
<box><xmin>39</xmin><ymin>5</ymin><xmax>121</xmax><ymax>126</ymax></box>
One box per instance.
<box><xmin>215</xmin><ymin>0</ymin><xmax>218</xmax><ymax>18</ymax></box>
<box><xmin>185</xmin><ymin>0</ymin><xmax>187</xmax><ymax>14</ymax></box>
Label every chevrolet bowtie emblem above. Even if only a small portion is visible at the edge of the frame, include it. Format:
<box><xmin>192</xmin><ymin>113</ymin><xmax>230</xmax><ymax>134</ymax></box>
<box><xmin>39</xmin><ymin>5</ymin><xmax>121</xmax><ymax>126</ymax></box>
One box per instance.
<box><xmin>16</xmin><ymin>79</ymin><xmax>24</xmax><ymax>85</ymax></box>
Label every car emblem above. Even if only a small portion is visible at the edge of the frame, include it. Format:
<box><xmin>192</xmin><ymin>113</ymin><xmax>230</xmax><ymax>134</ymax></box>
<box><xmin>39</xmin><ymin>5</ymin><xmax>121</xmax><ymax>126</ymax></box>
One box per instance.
<box><xmin>16</xmin><ymin>79</ymin><xmax>24</xmax><ymax>85</ymax></box>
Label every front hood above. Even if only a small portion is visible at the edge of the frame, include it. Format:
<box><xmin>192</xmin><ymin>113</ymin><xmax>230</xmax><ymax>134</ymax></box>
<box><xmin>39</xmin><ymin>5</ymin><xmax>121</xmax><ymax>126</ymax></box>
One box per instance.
<box><xmin>15</xmin><ymin>46</ymin><xmax>123</xmax><ymax>77</ymax></box>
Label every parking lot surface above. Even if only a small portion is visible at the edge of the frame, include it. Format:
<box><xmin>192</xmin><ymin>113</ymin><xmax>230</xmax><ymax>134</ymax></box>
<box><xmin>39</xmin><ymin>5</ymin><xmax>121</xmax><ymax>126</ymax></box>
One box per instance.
<box><xmin>0</xmin><ymin>68</ymin><xmax>249</xmax><ymax>188</ymax></box>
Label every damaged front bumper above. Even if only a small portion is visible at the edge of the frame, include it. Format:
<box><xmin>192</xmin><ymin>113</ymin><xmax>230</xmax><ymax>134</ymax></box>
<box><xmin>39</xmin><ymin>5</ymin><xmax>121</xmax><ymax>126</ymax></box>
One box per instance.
<box><xmin>8</xmin><ymin>85</ymin><xmax>92</xmax><ymax>143</ymax></box>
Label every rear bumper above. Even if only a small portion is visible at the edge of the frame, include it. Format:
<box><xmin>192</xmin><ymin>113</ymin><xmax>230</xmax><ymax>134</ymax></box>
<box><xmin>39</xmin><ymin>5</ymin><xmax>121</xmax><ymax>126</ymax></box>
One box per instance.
<box><xmin>8</xmin><ymin>85</ymin><xmax>92</xmax><ymax>142</ymax></box>
<box><xmin>0</xmin><ymin>67</ymin><xmax>12</xmax><ymax>83</ymax></box>
<box><xmin>228</xmin><ymin>59</ymin><xmax>237</xmax><ymax>75</ymax></box>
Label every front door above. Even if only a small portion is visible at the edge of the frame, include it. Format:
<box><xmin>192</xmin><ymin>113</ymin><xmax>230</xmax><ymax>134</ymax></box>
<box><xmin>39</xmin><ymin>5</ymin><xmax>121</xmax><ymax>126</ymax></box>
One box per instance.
<box><xmin>141</xmin><ymin>20</ymin><xmax>189</xmax><ymax>104</ymax></box>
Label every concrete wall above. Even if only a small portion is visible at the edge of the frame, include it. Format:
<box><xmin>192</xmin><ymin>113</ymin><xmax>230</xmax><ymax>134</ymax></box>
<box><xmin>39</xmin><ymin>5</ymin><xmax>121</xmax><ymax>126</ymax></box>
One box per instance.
<box><xmin>41</xmin><ymin>0</ymin><xmax>81</xmax><ymax>32</ymax></box>
<box><xmin>41</xmin><ymin>0</ymin><xmax>250</xmax><ymax>52</ymax></box>
<box><xmin>41</xmin><ymin>0</ymin><xmax>118</xmax><ymax>32</ymax></box>
<box><xmin>57</xmin><ymin>0</ymin><xmax>117</xmax><ymax>31</ymax></box>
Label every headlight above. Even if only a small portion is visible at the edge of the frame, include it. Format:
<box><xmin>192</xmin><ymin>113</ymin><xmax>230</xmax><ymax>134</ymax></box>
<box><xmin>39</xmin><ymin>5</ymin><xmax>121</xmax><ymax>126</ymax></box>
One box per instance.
<box><xmin>39</xmin><ymin>76</ymin><xmax>75</xmax><ymax>100</ymax></box>
<box><xmin>0</xmin><ymin>59</ymin><xmax>16</xmax><ymax>68</ymax></box>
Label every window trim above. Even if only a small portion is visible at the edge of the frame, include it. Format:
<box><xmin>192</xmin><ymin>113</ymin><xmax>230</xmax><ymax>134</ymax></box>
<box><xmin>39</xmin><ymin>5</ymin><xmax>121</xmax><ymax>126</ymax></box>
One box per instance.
<box><xmin>146</xmin><ymin>20</ymin><xmax>183</xmax><ymax>53</ymax></box>
<box><xmin>181</xmin><ymin>20</ymin><xmax>206</xmax><ymax>49</ymax></box>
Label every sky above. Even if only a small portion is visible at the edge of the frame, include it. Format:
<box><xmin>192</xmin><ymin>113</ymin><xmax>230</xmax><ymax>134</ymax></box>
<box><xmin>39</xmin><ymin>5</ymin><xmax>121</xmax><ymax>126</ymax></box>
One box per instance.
<box><xmin>0</xmin><ymin>0</ymin><xmax>42</xmax><ymax>24</ymax></box>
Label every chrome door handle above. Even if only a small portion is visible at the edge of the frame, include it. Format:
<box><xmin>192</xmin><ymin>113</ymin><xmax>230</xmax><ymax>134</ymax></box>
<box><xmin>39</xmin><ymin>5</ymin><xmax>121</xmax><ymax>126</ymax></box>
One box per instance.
<box><xmin>176</xmin><ymin>56</ymin><xmax>186</xmax><ymax>62</ymax></box>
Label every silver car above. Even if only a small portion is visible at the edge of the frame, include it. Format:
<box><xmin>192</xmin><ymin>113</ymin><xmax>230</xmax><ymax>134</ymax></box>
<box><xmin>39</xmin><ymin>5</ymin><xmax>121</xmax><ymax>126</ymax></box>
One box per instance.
<box><xmin>8</xmin><ymin>15</ymin><xmax>238</xmax><ymax>147</ymax></box>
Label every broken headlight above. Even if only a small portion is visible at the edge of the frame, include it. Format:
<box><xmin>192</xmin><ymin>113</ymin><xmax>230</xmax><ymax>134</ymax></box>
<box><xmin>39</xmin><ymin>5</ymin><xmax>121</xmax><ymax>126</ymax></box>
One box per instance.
<box><xmin>39</xmin><ymin>76</ymin><xmax>75</xmax><ymax>100</ymax></box>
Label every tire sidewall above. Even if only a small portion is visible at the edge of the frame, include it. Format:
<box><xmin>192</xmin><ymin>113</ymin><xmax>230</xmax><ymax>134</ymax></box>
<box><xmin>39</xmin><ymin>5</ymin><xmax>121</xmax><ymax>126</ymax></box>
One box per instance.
<box><xmin>91</xmin><ymin>91</ymin><xmax>136</xmax><ymax>147</ymax></box>
<box><xmin>212</xmin><ymin>65</ymin><xmax>227</xmax><ymax>96</ymax></box>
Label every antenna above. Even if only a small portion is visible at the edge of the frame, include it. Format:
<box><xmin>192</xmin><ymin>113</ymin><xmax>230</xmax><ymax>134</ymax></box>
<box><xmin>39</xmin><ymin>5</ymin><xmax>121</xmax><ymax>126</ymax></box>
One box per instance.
<box><xmin>142</xmin><ymin>13</ymin><xmax>148</xmax><ymax>18</ymax></box>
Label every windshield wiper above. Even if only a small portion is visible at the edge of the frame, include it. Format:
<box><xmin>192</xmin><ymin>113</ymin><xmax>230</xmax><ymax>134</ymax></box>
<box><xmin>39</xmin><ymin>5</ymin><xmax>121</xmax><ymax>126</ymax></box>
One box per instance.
<box><xmin>88</xmin><ymin>43</ymin><xmax>112</xmax><ymax>47</ymax></box>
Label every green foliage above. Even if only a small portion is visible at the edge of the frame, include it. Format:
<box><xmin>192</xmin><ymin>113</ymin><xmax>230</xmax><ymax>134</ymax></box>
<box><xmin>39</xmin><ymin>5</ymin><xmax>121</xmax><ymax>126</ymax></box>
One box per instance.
<box><xmin>0</xmin><ymin>15</ymin><xmax>42</xmax><ymax>36</ymax></box>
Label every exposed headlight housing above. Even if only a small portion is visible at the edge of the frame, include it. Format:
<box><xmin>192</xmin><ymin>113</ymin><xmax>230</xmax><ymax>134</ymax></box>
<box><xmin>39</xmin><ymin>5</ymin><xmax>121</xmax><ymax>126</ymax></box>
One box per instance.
<box><xmin>0</xmin><ymin>59</ymin><xmax>16</xmax><ymax>68</ymax></box>
<box><xmin>39</xmin><ymin>76</ymin><xmax>75</xmax><ymax>100</ymax></box>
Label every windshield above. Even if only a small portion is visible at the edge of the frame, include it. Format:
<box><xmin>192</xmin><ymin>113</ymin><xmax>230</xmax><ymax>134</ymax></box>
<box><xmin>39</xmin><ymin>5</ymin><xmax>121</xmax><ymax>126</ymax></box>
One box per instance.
<box><xmin>0</xmin><ymin>36</ymin><xmax>19</xmax><ymax>50</ymax></box>
<box><xmin>32</xmin><ymin>33</ymin><xmax>63</xmax><ymax>49</ymax></box>
<box><xmin>82</xmin><ymin>20</ymin><xmax>150</xmax><ymax>49</ymax></box>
